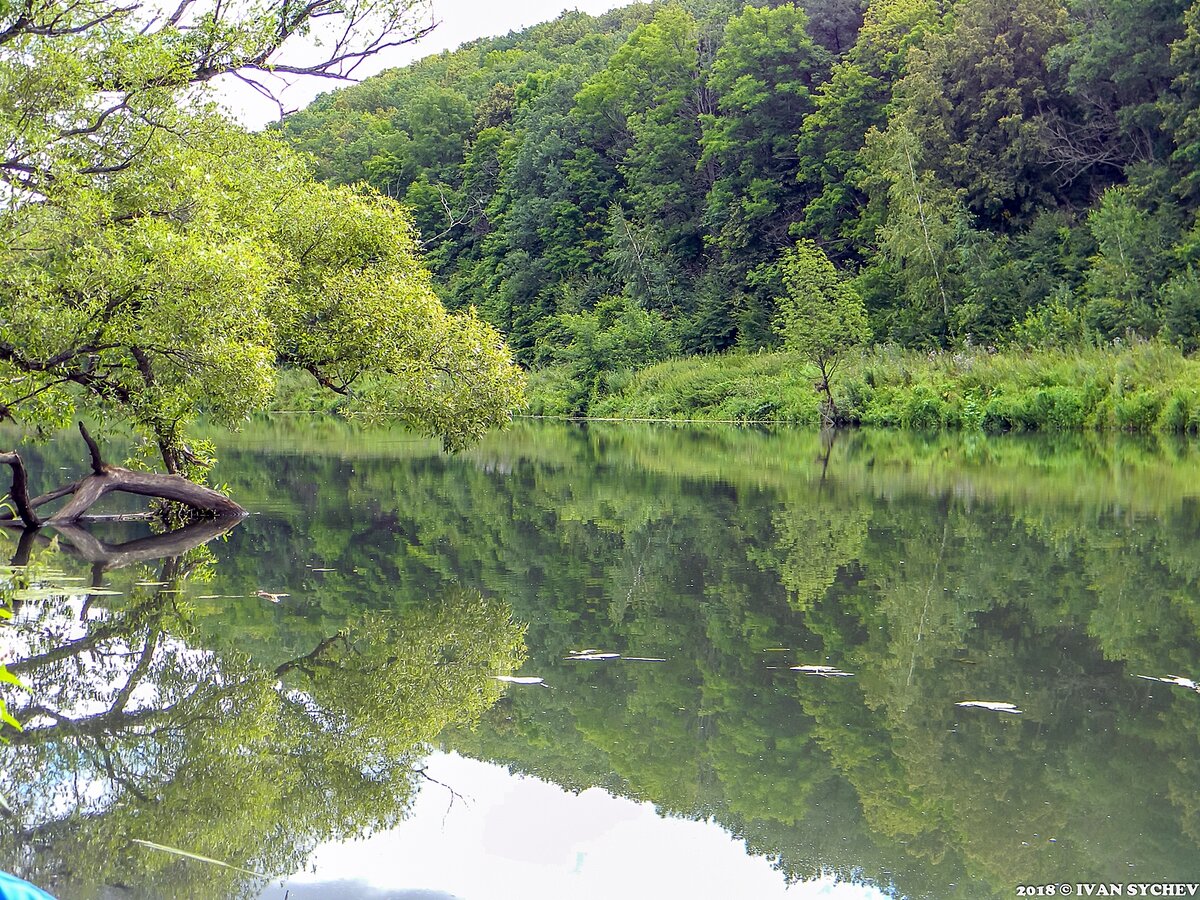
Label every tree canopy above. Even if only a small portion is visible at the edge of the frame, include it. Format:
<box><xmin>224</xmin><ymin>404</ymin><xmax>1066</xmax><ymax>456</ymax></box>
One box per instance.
<box><xmin>278</xmin><ymin>0</ymin><xmax>1200</xmax><ymax>364</ymax></box>
<box><xmin>0</xmin><ymin>0</ymin><xmax>524</xmax><ymax>500</ymax></box>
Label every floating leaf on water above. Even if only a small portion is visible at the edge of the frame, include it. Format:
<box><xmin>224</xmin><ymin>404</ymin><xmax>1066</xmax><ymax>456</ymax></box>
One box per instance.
<box><xmin>956</xmin><ymin>701</ymin><xmax>1023</xmax><ymax>714</ymax></box>
<box><xmin>131</xmin><ymin>839</ymin><xmax>265</xmax><ymax>878</ymax></box>
<box><xmin>10</xmin><ymin>589</ymin><xmax>55</xmax><ymax>601</ymax></box>
<box><xmin>791</xmin><ymin>665</ymin><xmax>854</xmax><ymax>677</ymax></box>
<box><xmin>566</xmin><ymin>653</ymin><xmax>620</xmax><ymax>661</ymax></box>
<box><xmin>492</xmin><ymin>675</ymin><xmax>546</xmax><ymax>686</ymax></box>
<box><xmin>1136</xmin><ymin>674</ymin><xmax>1200</xmax><ymax>693</ymax></box>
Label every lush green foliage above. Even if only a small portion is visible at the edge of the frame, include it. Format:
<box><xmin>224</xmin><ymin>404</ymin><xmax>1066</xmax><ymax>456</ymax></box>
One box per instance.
<box><xmin>280</xmin><ymin>0</ymin><xmax>1200</xmax><ymax>375</ymax></box>
<box><xmin>0</xmin><ymin>0</ymin><xmax>523</xmax><ymax>477</ymax></box>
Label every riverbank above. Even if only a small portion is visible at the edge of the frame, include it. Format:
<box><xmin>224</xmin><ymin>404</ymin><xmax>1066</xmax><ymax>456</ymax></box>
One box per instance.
<box><xmin>527</xmin><ymin>344</ymin><xmax>1200</xmax><ymax>433</ymax></box>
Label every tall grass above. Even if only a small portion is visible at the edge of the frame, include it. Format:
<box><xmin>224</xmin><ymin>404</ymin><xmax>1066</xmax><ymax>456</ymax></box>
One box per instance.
<box><xmin>551</xmin><ymin>343</ymin><xmax>1200</xmax><ymax>433</ymax></box>
<box><xmin>588</xmin><ymin>352</ymin><xmax>822</xmax><ymax>423</ymax></box>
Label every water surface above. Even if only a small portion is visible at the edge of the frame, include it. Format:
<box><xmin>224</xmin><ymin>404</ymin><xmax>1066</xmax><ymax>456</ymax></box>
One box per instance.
<box><xmin>3</xmin><ymin>421</ymin><xmax>1200</xmax><ymax>898</ymax></box>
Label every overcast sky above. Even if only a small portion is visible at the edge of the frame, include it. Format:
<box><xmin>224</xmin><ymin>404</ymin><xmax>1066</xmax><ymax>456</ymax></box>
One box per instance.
<box><xmin>216</xmin><ymin>0</ymin><xmax>632</xmax><ymax>128</ymax></box>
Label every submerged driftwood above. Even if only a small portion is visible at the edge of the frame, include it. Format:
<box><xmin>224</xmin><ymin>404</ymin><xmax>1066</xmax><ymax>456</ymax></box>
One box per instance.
<box><xmin>1</xmin><ymin>423</ymin><xmax>245</xmax><ymax>529</ymax></box>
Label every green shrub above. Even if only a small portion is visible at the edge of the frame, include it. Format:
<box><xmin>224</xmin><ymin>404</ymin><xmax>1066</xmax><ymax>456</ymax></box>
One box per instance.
<box><xmin>899</xmin><ymin>387</ymin><xmax>946</xmax><ymax>430</ymax></box>
<box><xmin>1157</xmin><ymin>391</ymin><xmax>1196</xmax><ymax>433</ymax></box>
<box><xmin>1114</xmin><ymin>390</ymin><xmax>1165</xmax><ymax>431</ymax></box>
<box><xmin>1025</xmin><ymin>387</ymin><xmax>1087</xmax><ymax>430</ymax></box>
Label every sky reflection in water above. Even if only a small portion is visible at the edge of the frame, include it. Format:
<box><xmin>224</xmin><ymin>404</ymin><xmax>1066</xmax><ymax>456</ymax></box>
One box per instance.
<box><xmin>265</xmin><ymin>752</ymin><xmax>884</xmax><ymax>900</ymax></box>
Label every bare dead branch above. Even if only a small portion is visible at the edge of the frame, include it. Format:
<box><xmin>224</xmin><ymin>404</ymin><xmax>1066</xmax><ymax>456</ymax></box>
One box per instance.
<box><xmin>78</xmin><ymin>421</ymin><xmax>104</xmax><ymax>475</ymax></box>
<box><xmin>0</xmin><ymin>450</ymin><xmax>42</xmax><ymax>527</ymax></box>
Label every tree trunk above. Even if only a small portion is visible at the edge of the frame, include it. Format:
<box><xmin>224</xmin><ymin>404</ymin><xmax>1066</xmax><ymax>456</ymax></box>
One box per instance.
<box><xmin>47</xmin><ymin>467</ymin><xmax>245</xmax><ymax>522</ymax></box>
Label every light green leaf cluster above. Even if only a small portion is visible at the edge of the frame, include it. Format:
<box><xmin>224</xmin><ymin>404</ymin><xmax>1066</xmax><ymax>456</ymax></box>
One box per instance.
<box><xmin>2</xmin><ymin>0</ymin><xmax>518</xmax><ymax>471</ymax></box>
<box><xmin>774</xmin><ymin>239</ymin><xmax>870</xmax><ymax>400</ymax></box>
<box><xmin>1</xmin><ymin>118</ymin><xmax>523</xmax><ymax>462</ymax></box>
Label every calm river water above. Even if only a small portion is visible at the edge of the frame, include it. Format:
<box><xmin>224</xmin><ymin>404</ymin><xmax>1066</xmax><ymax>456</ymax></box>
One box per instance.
<box><xmin>2</xmin><ymin>420</ymin><xmax>1200</xmax><ymax>898</ymax></box>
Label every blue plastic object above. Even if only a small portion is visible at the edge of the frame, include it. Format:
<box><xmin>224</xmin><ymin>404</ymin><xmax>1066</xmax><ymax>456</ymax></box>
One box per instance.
<box><xmin>0</xmin><ymin>871</ymin><xmax>55</xmax><ymax>900</ymax></box>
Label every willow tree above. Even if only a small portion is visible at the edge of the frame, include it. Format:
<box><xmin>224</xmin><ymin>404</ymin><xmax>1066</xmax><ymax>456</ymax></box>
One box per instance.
<box><xmin>0</xmin><ymin>0</ymin><xmax>525</xmax><ymax>526</ymax></box>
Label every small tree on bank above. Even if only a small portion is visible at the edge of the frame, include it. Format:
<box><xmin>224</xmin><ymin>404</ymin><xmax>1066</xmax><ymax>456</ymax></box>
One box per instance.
<box><xmin>774</xmin><ymin>240</ymin><xmax>870</xmax><ymax>426</ymax></box>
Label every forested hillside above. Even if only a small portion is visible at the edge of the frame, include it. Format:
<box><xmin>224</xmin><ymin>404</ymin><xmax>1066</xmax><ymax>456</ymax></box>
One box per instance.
<box><xmin>281</xmin><ymin>0</ymin><xmax>1200</xmax><ymax>389</ymax></box>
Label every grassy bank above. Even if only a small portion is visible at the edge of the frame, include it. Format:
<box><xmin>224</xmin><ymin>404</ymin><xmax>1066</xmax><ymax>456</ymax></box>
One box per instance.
<box><xmin>528</xmin><ymin>344</ymin><xmax>1200</xmax><ymax>433</ymax></box>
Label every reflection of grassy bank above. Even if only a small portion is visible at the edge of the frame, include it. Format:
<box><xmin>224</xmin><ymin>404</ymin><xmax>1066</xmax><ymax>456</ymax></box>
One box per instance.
<box><xmin>463</xmin><ymin>421</ymin><xmax>1200</xmax><ymax>519</ymax></box>
<box><xmin>533</xmin><ymin>344</ymin><xmax>1200</xmax><ymax>433</ymax></box>
<box><xmin>207</xmin><ymin>416</ymin><xmax>1200</xmax><ymax>518</ymax></box>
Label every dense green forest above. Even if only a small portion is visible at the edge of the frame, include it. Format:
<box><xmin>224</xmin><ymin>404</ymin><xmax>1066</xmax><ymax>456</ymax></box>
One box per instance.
<box><xmin>280</xmin><ymin>0</ymin><xmax>1200</xmax><ymax>407</ymax></box>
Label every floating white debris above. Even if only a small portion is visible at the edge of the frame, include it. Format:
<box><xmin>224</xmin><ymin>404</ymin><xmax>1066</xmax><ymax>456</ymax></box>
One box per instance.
<box><xmin>1136</xmin><ymin>674</ymin><xmax>1200</xmax><ymax>693</ymax></box>
<box><xmin>492</xmin><ymin>675</ymin><xmax>546</xmax><ymax>686</ymax></box>
<box><xmin>256</xmin><ymin>591</ymin><xmax>289</xmax><ymax>603</ymax></box>
<box><xmin>762</xmin><ymin>648</ymin><xmax>791</xmax><ymax>652</ymax></box>
<box><xmin>13</xmin><ymin>587</ymin><xmax>123</xmax><ymax>600</ymax></box>
<box><xmin>956</xmin><ymin>701</ymin><xmax>1023</xmax><ymax>714</ymax></box>
<box><xmin>135</xmin><ymin>581</ymin><xmax>168</xmax><ymax>587</ymax></box>
<box><xmin>791</xmin><ymin>665</ymin><xmax>854</xmax><ymax>677</ymax></box>
<box><xmin>623</xmin><ymin>657</ymin><xmax>667</xmax><ymax>662</ymax></box>
<box><xmin>566</xmin><ymin>652</ymin><xmax>621</xmax><ymax>661</ymax></box>
<box><xmin>310</xmin><ymin>568</ymin><xmax>337</xmax><ymax>573</ymax></box>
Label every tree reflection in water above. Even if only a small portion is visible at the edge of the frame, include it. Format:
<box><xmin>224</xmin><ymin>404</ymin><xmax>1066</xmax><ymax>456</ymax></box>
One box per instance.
<box><xmin>6</xmin><ymin>423</ymin><xmax>1200</xmax><ymax>899</ymax></box>
<box><xmin>0</xmin><ymin>520</ymin><xmax>525</xmax><ymax>899</ymax></box>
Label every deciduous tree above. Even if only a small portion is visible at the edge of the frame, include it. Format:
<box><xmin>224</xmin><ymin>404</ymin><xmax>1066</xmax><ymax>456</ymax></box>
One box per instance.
<box><xmin>774</xmin><ymin>240</ymin><xmax>870</xmax><ymax>423</ymax></box>
<box><xmin>0</xmin><ymin>0</ymin><xmax>524</xmax><ymax>523</ymax></box>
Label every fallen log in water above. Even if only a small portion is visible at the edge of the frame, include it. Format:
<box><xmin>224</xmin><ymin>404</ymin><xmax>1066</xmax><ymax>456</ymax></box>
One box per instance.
<box><xmin>1</xmin><ymin>424</ymin><xmax>246</xmax><ymax>529</ymax></box>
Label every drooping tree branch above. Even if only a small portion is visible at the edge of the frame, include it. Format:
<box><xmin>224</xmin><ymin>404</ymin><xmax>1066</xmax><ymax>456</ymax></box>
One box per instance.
<box><xmin>48</xmin><ymin>465</ymin><xmax>246</xmax><ymax>522</ymax></box>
